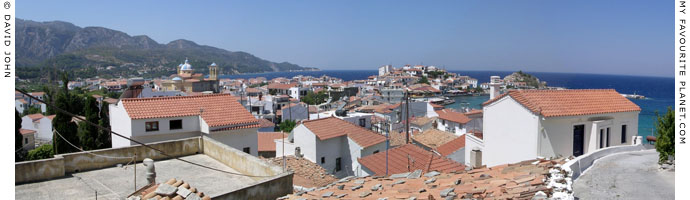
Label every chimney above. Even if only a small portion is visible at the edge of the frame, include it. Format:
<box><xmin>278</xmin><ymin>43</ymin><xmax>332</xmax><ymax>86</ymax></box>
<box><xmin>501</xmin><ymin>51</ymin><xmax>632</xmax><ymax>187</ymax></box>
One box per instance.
<box><xmin>470</xmin><ymin>147</ymin><xmax>482</xmax><ymax>169</ymax></box>
<box><xmin>143</xmin><ymin>158</ymin><xmax>156</xmax><ymax>185</ymax></box>
<box><xmin>489</xmin><ymin>76</ymin><xmax>501</xmax><ymax>100</ymax></box>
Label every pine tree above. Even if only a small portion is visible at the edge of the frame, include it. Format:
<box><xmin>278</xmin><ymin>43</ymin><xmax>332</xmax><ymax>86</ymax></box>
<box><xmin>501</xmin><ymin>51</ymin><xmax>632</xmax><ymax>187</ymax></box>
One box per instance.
<box><xmin>52</xmin><ymin>73</ymin><xmax>79</xmax><ymax>154</ymax></box>
<box><xmin>97</xmin><ymin>101</ymin><xmax>112</xmax><ymax>149</ymax></box>
<box><xmin>77</xmin><ymin>96</ymin><xmax>99</xmax><ymax>150</ymax></box>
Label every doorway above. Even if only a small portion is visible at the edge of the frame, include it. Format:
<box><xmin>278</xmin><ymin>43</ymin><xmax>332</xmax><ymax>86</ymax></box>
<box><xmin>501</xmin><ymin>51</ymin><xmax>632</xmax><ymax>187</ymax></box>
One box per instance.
<box><xmin>573</xmin><ymin>125</ymin><xmax>585</xmax><ymax>156</ymax></box>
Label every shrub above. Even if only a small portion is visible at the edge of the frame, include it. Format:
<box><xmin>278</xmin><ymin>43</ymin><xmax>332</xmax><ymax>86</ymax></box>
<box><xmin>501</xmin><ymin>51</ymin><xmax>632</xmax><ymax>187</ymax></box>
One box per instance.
<box><xmin>27</xmin><ymin>144</ymin><xmax>54</xmax><ymax>161</ymax></box>
<box><xmin>654</xmin><ymin>106</ymin><xmax>674</xmax><ymax>163</ymax></box>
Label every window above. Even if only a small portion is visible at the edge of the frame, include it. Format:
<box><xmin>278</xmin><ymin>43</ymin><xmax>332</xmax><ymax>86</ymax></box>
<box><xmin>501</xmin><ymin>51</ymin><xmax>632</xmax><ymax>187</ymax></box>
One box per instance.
<box><xmin>335</xmin><ymin>157</ymin><xmax>342</xmax><ymax>172</ymax></box>
<box><xmin>24</xmin><ymin>138</ymin><xmax>28</xmax><ymax>145</ymax></box>
<box><xmin>359</xmin><ymin>118</ymin><xmax>366</xmax><ymax>127</ymax></box>
<box><xmin>442</xmin><ymin>120</ymin><xmax>446</xmax><ymax>125</ymax></box>
<box><xmin>606</xmin><ymin>128</ymin><xmax>610</xmax><ymax>147</ymax></box>
<box><xmin>169</xmin><ymin>119</ymin><xmax>183</xmax><ymax>130</ymax></box>
<box><xmin>599</xmin><ymin>129</ymin><xmax>604</xmax><ymax>148</ymax></box>
<box><xmin>145</xmin><ymin>121</ymin><xmax>159</xmax><ymax>132</ymax></box>
<box><xmin>321</xmin><ymin>157</ymin><xmax>325</xmax><ymax>164</ymax></box>
<box><xmin>243</xmin><ymin>147</ymin><xmax>250</xmax><ymax>154</ymax></box>
<box><xmin>621</xmin><ymin>125</ymin><xmax>627</xmax><ymax>144</ymax></box>
<box><xmin>373</xmin><ymin>150</ymin><xmax>380</xmax><ymax>154</ymax></box>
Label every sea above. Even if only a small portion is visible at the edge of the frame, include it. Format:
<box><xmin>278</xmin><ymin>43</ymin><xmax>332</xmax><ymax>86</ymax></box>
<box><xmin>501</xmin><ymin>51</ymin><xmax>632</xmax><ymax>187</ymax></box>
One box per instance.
<box><xmin>221</xmin><ymin>70</ymin><xmax>674</xmax><ymax>141</ymax></box>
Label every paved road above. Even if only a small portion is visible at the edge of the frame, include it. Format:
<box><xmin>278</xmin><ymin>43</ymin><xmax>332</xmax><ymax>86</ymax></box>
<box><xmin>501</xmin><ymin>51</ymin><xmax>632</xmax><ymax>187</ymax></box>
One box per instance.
<box><xmin>573</xmin><ymin>149</ymin><xmax>674</xmax><ymax>200</ymax></box>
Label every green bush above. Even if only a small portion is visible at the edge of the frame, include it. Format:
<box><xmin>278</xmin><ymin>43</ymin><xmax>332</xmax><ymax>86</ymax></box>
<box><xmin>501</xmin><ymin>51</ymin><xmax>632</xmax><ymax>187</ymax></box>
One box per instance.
<box><xmin>279</xmin><ymin>120</ymin><xmax>297</xmax><ymax>133</ymax></box>
<box><xmin>654</xmin><ymin>106</ymin><xmax>674</xmax><ymax>163</ymax></box>
<box><xmin>27</xmin><ymin>144</ymin><xmax>54</xmax><ymax>161</ymax></box>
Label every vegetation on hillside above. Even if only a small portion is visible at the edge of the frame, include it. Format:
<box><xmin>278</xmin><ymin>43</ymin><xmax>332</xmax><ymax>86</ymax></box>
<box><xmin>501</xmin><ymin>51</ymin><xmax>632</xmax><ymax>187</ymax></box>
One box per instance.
<box><xmin>301</xmin><ymin>91</ymin><xmax>329</xmax><ymax>105</ymax></box>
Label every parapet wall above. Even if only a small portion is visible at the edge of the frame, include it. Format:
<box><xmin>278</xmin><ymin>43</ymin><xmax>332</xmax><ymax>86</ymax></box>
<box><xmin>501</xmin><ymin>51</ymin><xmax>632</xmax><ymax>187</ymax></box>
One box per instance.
<box><xmin>562</xmin><ymin>143</ymin><xmax>646</xmax><ymax>180</ymax></box>
<box><xmin>15</xmin><ymin>137</ymin><xmax>199</xmax><ymax>184</ymax></box>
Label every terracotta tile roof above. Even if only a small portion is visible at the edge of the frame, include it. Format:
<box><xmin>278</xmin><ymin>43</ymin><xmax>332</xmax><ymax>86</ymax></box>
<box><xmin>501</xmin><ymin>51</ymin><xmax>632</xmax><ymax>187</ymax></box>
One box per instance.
<box><xmin>257</xmin><ymin>132</ymin><xmax>288</xmax><ymax>152</ymax></box>
<box><xmin>17</xmin><ymin>99</ymin><xmax>28</xmax><ymax>104</ymax></box>
<box><xmin>482</xmin><ymin>89</ymin><xmax>641</xmax><ymax>117</ymax></box>
<box><xmin>19</xmin><ymin>129</ymin><xmax>36</xmax><ymax>135</ymax></box>
<box><xmin>245</xmin><ymin>87</ymin><xmax>262</xmax><ymax>93</ymax></box>
<box><xmin>436</xmin><ymin>109</ymin><xmax>471</xmax><ymax>124</ymax></box>
<box><xmin>46</xmin><ymin>115</ymin><xmax>56</xmax><ymax>120</ymax></box>
<box><xmin>258</xmin><ymin>118</ymin><xmax>275</xmax><ymax>128</ymax></box>
<box><xmin>411</xmin><ymin>117</ymin><xmax>436</xmax><ymax>127</ymax></box>
<box><xmin>121</xmin><ymin>94</ymin><xmax>258</xmax><ymax>128</ymax></box>
<box><xmin>265</xmin><ymin>156</ymin><xmax>338</xmax><ymax>188</ymax></box>
<box><xmin>130</xmin><ymin>178</ymin><xmax>211</xmax><ymax>200</ymax></box>
<box><xmin>437</xmin><ymin>134</ymin><xmax>466</xmax><ymax>156</ymax></box>
<box><xmin>288</xmin><ymin>158</ymin><xmax>567</xmax><ymax>200</ymax></box>
<box><xmin>26</xmin><ymin>113</ymin><xmax>45</xmax><ymax>122</ymax></box>
<box><xmin>358</xmin><ymin>144</ymin><xmax>465</xmax><ymax>176</ymax></box>
<box><xmin>301</xmin><ymin>117</ymin><xmax>386</xmax><ymax>148</ymax></box>
<box><xmin>412</xmin><ymin>129</ymin><xmax>458</xmax><ymax>149</ymax></box>
<box><xmin>267</xmin><ymin>83</ymin><xmax>297</xmax><ymax>90</ymax></box>
<box><xmin>104</xmin><ymin>98</ymin><xmax>119</xmax><ymax>104</ymax></box>
<box><xmin>29</xmin><ymin>92</ymin><xmax>45</xmax><ymax>97</ymax></box>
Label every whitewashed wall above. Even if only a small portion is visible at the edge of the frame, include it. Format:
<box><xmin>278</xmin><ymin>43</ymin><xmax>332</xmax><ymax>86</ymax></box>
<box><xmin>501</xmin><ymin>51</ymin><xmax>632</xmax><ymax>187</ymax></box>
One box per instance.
<box><xmin>208</xmin><ymin>128</ymin><xmax>259</xmax><ymax>156</ymax></box>
<box><xmin>483</xmin><ymin>96</ymin><xmax>539</xmax><ymax>167</ymax></box>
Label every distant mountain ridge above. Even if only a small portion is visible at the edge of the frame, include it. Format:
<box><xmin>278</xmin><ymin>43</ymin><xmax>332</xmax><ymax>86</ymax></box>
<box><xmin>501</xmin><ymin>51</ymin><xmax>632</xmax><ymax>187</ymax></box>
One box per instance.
<box><xmin>16</xmin><ymin>18</ymin><xmax>314</xmax><ymax>79</ymax></box>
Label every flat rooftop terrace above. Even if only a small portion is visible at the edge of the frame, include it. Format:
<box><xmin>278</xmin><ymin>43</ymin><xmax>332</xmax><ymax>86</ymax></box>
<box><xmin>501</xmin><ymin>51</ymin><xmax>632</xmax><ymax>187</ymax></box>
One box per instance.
<box><xmin>16</xmin><ymin>154</ymin><xmax>256</xmax><ymax>200</ymax></box>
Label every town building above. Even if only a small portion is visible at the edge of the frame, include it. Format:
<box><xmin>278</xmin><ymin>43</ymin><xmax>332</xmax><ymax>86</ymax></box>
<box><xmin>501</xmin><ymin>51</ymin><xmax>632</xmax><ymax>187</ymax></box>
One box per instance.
<box><xmin>18</xmin><ymin>129</ymin><xmax>36</xmax><ymax>151</ymax></box>
<box><xmin>482</xmin><ymin>89</ymin><xmax>641</xmax><ymax>166</ymax></box>
<box><xmin>357</xmin><ymin>143</ymin><xmax>465</xmax><ymax>176</ymax></box>
<box><xmin>279</xmin><ymin>117</ymin><xmax>387</xmax><ymax>177</ymax></box>
<box><xmin>435</xmin><ymin>109</ymin><xmax>471</xmax><ymax>135</ymax></box>
<box><xmin>20</xmin><ymin>113</ymin><xmax>54</xmax><ymax>144</ymax></box>
<box><xmin>109</xmin><ymin>94</ymin><xmax>261</xmax><ymax>156</ymax></box>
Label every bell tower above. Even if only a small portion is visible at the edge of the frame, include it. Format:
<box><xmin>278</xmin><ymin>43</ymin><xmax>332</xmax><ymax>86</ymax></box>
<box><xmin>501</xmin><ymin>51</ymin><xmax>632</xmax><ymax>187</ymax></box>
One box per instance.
<box><xmin>208</xmin><ymin>62</ymin><xmax>219</xmax><ymax>80</ymax></box>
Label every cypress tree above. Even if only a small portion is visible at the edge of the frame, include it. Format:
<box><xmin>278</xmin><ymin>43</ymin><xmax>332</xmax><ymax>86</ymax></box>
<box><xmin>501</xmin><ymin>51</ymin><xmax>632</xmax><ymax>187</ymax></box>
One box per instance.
<box><xmin>97</xmin><ymin>101</ymin><xmax>112</xmax><ymax>149</ymax></box>
<box><xmin>16</xmin><ymin>110</ymin><xmax>25</xmax><ymax>161</ymax></box>
<box><xmin>77</xmin><ymin>96</ymin><xmax>99</xmax><ymax>150</ymax></box>
<box><xmin>52</xmin><ymin>73</ymin><xmax>79</xmax><ymax>154</ymax></box>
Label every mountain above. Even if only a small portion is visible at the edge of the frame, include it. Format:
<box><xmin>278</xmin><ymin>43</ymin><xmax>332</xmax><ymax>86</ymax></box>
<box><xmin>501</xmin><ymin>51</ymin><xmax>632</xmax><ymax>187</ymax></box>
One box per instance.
<box><xmin>16</xmin><ymin>19</ymin><xmax>315</xmax><ymax>79</ymax></box>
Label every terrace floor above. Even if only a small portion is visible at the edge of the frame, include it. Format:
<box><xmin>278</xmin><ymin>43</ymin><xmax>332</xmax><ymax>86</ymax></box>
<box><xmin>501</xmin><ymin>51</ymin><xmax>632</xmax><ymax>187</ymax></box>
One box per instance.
<box><xmin>573</xmin><ymin>149</ymin><xmax>674</xmax><ymax>200</ymax></box>
<box><xmin>15</xmin><ymin>154</ymin><xmax>256</xmax><ymax>200</ymax></box>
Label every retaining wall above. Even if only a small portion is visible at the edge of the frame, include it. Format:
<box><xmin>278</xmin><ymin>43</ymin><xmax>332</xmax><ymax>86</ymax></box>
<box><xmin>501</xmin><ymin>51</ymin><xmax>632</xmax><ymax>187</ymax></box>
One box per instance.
<box><xmin>562</xmin><ymin>144</ymin><xmax>646</xmax><ymax>180</ymax></box>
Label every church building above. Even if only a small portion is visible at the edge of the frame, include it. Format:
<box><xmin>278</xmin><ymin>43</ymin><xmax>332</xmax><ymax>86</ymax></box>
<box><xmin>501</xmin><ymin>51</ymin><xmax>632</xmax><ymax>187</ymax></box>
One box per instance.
<box><xmin>160</xmin><ymin>58</ymin><xmax>220</xmax><ymax>93</ymax></box>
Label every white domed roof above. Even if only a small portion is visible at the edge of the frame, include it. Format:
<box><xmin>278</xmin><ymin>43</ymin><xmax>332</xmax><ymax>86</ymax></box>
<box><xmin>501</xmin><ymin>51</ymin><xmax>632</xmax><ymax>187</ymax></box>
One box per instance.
<box><xmin>210</xmin><ymin>62</ymin><xmax>217</xmax><ymax>67</ymax></box>
<box><xmin>172</xmin><ymin>77</ymin><xmax>182</xmax><ymax>81</ymax></box>
<box><xmin>180</xmin><ymin>58</ymin><xmax>193</xmax><ymax>71</ymax></box>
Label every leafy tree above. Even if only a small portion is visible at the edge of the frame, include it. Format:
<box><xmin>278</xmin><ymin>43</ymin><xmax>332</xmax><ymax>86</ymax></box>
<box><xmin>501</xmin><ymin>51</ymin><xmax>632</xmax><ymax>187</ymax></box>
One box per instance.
<box><xmin>279</xmin><ymin>120</ymin><xmax>297</xmax><ymax>133</ymax></box>
<box><xmin>417</xmin><ymin>76</ymin><xmax>429</xmax><ymax>84</ymax></box>
<box><xmin>52</xmin><ymin>73</ymin><xmax>80</xmax><ymax>154</ymax></box>
<box><xmin>97</xmin><ymin>102</ymin><xmax>112</xmax><ymax>149</ymax></box>
<box><xmin>655</xmin><ymin>106</ymin><xmax>675</xmax><ymax>163</ymax></box>
<box><xmin>301</xmin><ymin>91</ymin><xmax>329</xmax><ymax>105</ymax></box>
<box><xmin>22</xmin><ymin>106</ymin><xmax>42</xmax><ymax>116</ymax></box>
<box><xmin>77</xmin><ymin>96</ymin><xmax>99</xmax><ymax>150</ymax></box>
<box><xmin>16</xmin><ymin>110</ymin><xmax>26</xmax><ymax>161</ymax></box>
<box><xmin>27</xmin><ymin>144</ymin><xmax>54</xmax><ymax>161</ymax></box>
<box><xmin>43</xmin><ymin>86</ymin><xmax>56</xmax><ymax>115</ymax></box>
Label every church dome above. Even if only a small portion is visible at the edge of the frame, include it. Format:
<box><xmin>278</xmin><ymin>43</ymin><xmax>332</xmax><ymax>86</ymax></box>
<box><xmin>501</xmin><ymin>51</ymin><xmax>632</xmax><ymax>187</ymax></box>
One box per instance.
<box><xmin>172</xmin><ymin>77</ymin><xmax>182</xmax><ymax>81</ymax></box>
<box><xmin>210</xmin><ymin>62</ymin><xmax>217</xmax><ymax>67</ymax></box>
<box><xmin>180</xmin><ymin>58</ymin><xmax>193</xmax><ymax>71</ymax></box>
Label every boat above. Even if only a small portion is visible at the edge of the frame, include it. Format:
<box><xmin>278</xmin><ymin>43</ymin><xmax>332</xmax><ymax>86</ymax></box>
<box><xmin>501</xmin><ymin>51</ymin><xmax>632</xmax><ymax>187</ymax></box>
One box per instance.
<box><xmin>622</xmin><ymin>93</ymin><xmax>646</xmax><ymax>99</ymax></box>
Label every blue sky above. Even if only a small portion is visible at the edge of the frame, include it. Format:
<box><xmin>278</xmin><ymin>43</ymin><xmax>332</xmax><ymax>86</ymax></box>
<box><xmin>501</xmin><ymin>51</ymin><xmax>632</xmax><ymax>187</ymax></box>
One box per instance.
<box><xmin>19</xmin><ymin>1</ymin><xmax>672</xmax><ymax>77</ymax></box>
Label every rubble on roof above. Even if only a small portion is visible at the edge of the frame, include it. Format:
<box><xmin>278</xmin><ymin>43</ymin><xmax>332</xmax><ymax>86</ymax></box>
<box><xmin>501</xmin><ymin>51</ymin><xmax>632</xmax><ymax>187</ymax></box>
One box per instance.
<box><xmin>265</xmin><ymin>156</ymin><xmax>338</xmax><ymax>188</ymax></box>
<box><xmin>284</xmin><ymin>158</ymin><xmax>570</xmax><ymax>200</ymax></box>
<box><xmin>127</xmin><ymin>178</ymin><xmax>211</xmax><ymax>200</ymax></box>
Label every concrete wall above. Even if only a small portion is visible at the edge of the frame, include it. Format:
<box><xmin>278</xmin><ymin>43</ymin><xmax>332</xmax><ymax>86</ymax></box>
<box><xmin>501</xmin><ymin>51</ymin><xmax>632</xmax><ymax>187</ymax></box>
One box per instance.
<box><xmin>464</xmin><ymin>134</ymin><xmax>484</xmax><ymax>166</ymax></box>
<box><xmin>15</xmin><ymin>156</ymin><xmax>65</xmax><ymax>183</ymax></box>
<box><xmin>562</xmin><ymin>143</ymin><xmax>645</xmax><ymax>180</ymax></box>
<box><xmin>202</xmin><ymin>136</ymin><xmax>283</xmax><ymax>179</ymax></box>
<box><xmin>483</xmin><ymin>96</ymin><xmax>539</xmax><ymax>167</ymax></box>
<box><xmin>213</xmin><ymin>172</ymin><xmax>293</xmax><ymax>200</ymax></box>
<box><xmin>131</xmin><ymin>116</ymin><xmax>200</xmax><ymax>138</ymax></box>
<box><xmin>60</xmin><ymin>137</ymin><xmax>200</xmax><ymax>173</ymax></box>
<box><xmin>275</xmin><ymin>139</ymin><xmax>296</xmax><ymax>157</ymax></box>
<box><xmin>293</xmin><ymin>125</ymin><xmax>317</xmax><ymax>163</ymax></box>
<box><xmin>110</xmin><ymin>103</ymin><xmax>133</xmax><ymax>148</ymax></box>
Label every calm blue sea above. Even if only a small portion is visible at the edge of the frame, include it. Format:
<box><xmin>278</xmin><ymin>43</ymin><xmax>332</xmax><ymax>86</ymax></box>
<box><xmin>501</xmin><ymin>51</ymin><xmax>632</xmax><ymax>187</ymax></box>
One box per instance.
<box><xmin>221</xmin><ymin>70</ymin><xmax>674</xmax><ymax>140</ymax></box>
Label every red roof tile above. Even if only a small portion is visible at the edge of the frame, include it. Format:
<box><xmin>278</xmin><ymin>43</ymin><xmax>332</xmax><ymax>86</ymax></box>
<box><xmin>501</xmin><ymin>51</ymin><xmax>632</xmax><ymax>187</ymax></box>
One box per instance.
<box><xmin>482</xmin><ymin>89</ymin><xmax>641</xmax><ymax>117</ymax></box>
<box><xmin>267</xmin><ymin>83</ymin><xmax>297</xmax><ymax>90</ymax></box>
<box><xmin>25</xmin><ymin>113</ymin><xmax>45</xmax><ymax>121</ymax></box>
<box><xmin>257</xmin><ymin>132</ymin><xmax>288</xmax><ymax>152</ymax></box>
<box><xmin>412</xmin><ymin>129</ymin><xmax>457</xmax><ymax>149</ymax></box>
<box><xmin>358</xmin><ymin>144</ymin><xmax>465</xmax><ymax>176</ymax></box>
<box><xmin>437</xmin><ymin>134</ymin><xmax>466</xmax><ymax>156</ymax></box>
<box><xmin>436</xmin><ymin>109</ymin><xmax>471</xmax><ymax>124</ymax></box>
<box><xmin>19</xmin><ymin>129</ymin><xmax>36</xmax><ymax>135</ymax></box>
<box><xmin>121</xmin><ymin>94</ymin><xmax>258</xmax><ymax>128</ymax></box>
<box><xmin>301</xmin><ymin>117</ymin><xmax>386</xmax><ymax>148</ymax></box>
<box><xmin>258</xmin><ymin>118</ymin><xmax>275</xmax><ymax>128</ymax></box>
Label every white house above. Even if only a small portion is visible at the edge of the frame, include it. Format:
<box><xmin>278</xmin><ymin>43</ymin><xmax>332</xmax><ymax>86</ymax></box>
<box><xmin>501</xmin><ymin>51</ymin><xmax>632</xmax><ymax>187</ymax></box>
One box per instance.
<box><xmin>482</xmin><ymin>89</ymin><xmax>641</xmax><ymax>167</ymax></box>
<box><xmin>20</xmin><ymin>113</ymin><xmax>54</xmax><ymax>143</ymax></box>
<box><xmin>19</xmin><ymin>129</ymin><xmax>36</xmax><ymax>151</ymax></box>
<box><xmin>109</xmin><ymin>94</ymin><xmax>261</xmax><ymax>156</ymax></box>
<box><xmin>435</xmin><ymin>109</ymin><xmax>471</xmax><ymax>135</ymax></box>
<box><xmin>282</xmin><ymin>117</ymin><xmax>387</xmax><ymax>177</ymax></box>
<box><xmin>437</xmin><ymin>133</ymin><xmax>485</xmax><ymax>167</ymax></box>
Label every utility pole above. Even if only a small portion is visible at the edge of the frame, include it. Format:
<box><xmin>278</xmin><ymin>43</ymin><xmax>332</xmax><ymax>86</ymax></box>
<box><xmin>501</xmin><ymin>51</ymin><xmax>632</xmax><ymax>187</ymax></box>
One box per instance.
<box><xmin>405</xmin><ymin>90</ymin><xmax>410</xmax><ymax>144</ymax></box>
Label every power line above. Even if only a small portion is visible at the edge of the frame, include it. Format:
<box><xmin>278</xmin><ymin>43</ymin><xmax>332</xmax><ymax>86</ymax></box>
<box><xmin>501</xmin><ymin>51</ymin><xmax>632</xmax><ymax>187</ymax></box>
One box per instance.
<box><xmin>15</xmin><ymin>88</ymin><xmax>274</xmax><ymax>178</ymax></box>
